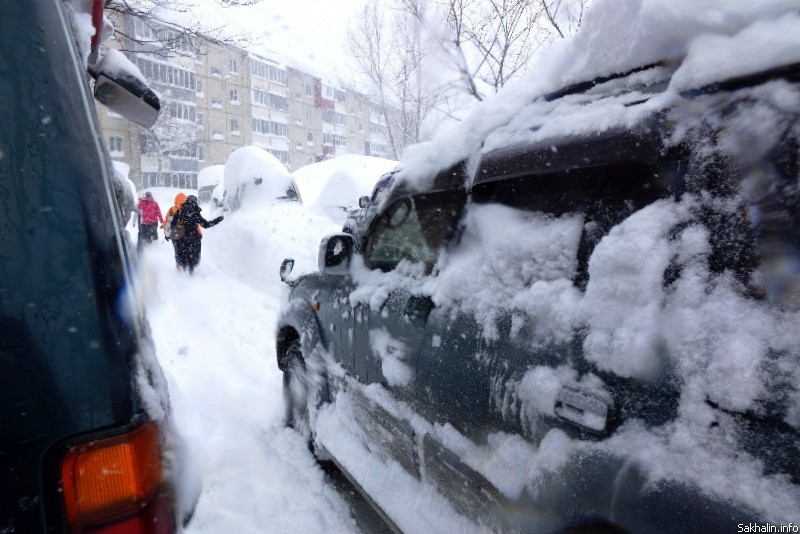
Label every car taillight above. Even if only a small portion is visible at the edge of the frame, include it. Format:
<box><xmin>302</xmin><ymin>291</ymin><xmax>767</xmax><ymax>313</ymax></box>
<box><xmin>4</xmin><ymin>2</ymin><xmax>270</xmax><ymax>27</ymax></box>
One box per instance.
<box><xmin>60</xmin><ymin>421</ymin><xmax>174</xmax><ymax>533</ymax></box>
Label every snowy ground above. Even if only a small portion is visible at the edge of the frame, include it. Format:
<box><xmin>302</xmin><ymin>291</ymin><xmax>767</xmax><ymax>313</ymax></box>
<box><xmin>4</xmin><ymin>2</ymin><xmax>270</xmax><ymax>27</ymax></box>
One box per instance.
<box><xmin>127</xmin><ymin>153</ymin><xmax>398</xmax><ymax>533</ymax></box>
<box><xmin>132</xmin><ymin>190</ymin><xmax>362</xmax><ymax>533</ymax></box>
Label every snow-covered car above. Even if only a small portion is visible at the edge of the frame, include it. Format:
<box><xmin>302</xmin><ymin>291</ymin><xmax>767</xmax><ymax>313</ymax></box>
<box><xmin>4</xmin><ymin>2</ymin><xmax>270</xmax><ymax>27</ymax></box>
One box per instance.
<box><xmin>276</xmin><ymin>34</ymin><xmax>800</xmax><ymax>533</ymax></box>
<box><xmin>0</xmin><ymin>1</ymin><xmax>196</xmax><ymax>532</ymax></box>
<box><xmin>222</xmin><ymin>146</ymin><xmax>300</xmax><ymax>212</ymax></box>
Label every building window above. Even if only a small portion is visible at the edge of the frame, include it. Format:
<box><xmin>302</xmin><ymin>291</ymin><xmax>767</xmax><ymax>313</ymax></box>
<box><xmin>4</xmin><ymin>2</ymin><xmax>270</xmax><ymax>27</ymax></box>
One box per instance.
<box><xmin>323</xmin><ymin>133</ymin><xmax>347</xmax><ymax>147</ymax></box>
<box><xmin>252</xmin><ymin>89</ymin><xmax>287</xmax><ymax>111</ymax></box>
<box><xmin>251</xmin><ymin>118</ymin><xmax>287</xmax><ymax>137</ymax></box>
<box><xmin>229</xmin><ymin>88</ymin><xmax>239</xmax><ymax>103</ymax></box>
<box><xmin>307</xmin><ymin>132</ymin><xmax>313</xmax><ymax>142</ymax></box>
<box><xmin>305</xmin><ymin>109</ymin><xmax>312</xmax><ymax>121</ymax></box>
<box><xmin>196</xmin><ymin>112</ymin><xmax>204</xmax><ymax>126</ymax></box>
<box><xmin>109</xmin><ymin>136</ymin><xmax>123</xmax><ymax>155</ymax></box>
<box><xmin>168</xmin><ymin>102</ymin><xmax>196</xmax><ymax>122</ymax></box>
<box><xmin>198</xmin><ymin>145</ymin><xmax>205</xmax><ymax>161</ymax></box>
<box><xmin>211</xmin><ymin>67</ymin><xmax>222</xmax><ymax>78</ymax></box>
<box><xmin>231</xmin><ymin>119</ymin><xmax>240</xmax><ymax>135</ymax></box>
<box><xmin>229</xmin><ymin>59</ymin><xmax>238</xmax><ymax>73</ymax></box>
<box><xmin>249</xmin><ymin>59</ymin><xmax>287</xmax><ymax>85</ymax></box>
<box><xmin>305</xmin><ymin>85</ymin><xmax>312</xmax><ymax>97</ymax></box>
<box><xmin>196</xmin><ymin>79</ymin><xmax>203</xmax><ymax>94</ymax></box>
<box><xmin>322</xmin><ymin>109</ymin><xmax>346</xmax><ymax>125</ymax></box>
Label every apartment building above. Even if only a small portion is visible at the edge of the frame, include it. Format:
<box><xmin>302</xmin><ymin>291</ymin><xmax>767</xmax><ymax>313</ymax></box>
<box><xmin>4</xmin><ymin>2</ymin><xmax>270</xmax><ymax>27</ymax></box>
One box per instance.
<box><xmin>96</xmin><ymin>13</ymin><xmax>392</xmax><ymax>191</ymax></box>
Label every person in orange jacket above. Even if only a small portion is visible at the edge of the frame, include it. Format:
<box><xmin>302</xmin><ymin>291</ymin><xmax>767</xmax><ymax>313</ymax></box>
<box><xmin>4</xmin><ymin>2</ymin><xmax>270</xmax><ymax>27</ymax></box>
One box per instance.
<box><xmin>164</xmin><ymin>192</ymin><xmax>187</xmax><ymax>267</ymax></box>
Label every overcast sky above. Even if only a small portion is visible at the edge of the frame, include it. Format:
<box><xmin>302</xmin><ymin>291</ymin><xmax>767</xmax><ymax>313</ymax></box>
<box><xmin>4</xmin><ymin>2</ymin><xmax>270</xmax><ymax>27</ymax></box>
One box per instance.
<box><xmin>180</xmin><ymin>0</ymin><xmax>369</xmax><ymax>85</ymax></box>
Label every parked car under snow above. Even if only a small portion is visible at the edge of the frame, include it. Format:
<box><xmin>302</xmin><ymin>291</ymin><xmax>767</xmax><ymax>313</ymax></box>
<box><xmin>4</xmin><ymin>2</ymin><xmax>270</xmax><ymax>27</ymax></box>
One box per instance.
<box><xmin>222</xmin><ymin>146</ymin><xmax>300</xmax><ymax>212</ymax></box>
<box><xmin>276</xmin><ymin>11</ymin><xmax>800</xmax><ymax>534</ymax></box>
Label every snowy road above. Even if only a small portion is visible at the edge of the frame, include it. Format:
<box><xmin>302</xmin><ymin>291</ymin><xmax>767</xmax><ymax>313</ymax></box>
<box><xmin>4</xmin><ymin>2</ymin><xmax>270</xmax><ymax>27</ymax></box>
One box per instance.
<box><xmin>137</xmin><ymin>231</ymin><xmax>366</xmax><ymax>533</ymax></box>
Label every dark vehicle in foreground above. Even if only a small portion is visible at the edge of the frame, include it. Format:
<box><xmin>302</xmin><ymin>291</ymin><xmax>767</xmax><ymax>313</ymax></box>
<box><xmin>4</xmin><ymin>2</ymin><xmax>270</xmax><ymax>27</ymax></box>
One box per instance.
<box><xmin>1</xmin><ymin>1</ymin><xmax>194</xmax><ymax>532</ymax></box>
<box><xmin>277</xmin><ymin>48</ymin><xmax>800</xmax><ymax>532</ymax></box>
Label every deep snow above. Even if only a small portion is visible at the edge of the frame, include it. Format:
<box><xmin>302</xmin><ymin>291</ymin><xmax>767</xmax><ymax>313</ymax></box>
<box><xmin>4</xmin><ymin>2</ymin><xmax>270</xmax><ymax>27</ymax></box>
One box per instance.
<box><xmin>132</xmin><ymin>152</ymin><xmax>394</xmax><ymax>532</ymax></box>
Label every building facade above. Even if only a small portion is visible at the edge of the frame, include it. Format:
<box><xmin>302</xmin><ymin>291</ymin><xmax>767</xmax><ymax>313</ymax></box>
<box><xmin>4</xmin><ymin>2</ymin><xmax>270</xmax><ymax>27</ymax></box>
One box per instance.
<box><xmin>96</xmin><ymin>13</ymin><xmax>393</xmax><ymax>190</ymax></box>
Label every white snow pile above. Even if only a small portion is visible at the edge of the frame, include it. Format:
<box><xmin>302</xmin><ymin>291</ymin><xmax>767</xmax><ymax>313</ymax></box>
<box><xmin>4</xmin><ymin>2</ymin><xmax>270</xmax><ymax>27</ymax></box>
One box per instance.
<box><xmin>395</xmin><ymin>0</ymin><xmax>800</xmax><ymax>192</ymax></box>
<box><xmin>292</xmin><ymin>155</ymin><xmax>397</xmax><ymax>219</ymax></box>
<box><xmin>197</xmin><ymin>164</ymin><xmax>224</xmax><ymax>191</ymax></box>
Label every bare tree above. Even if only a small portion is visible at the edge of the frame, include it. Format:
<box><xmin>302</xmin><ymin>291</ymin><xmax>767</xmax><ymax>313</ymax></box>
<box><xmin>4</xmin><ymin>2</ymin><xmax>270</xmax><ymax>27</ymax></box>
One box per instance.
<box><xmin>540</xmin><ymin>0</ymin><xmax>588</xmax><ymax>39</ymax></box>
<box><xmin>105</xmin><ymin>0</ymin><xmax>263</xmax><ymax>56</ymax></box>
<box><xmin>397</xmin><ymin>0</ymin><xmax>589</xmax><ymax>102</ymax></box>
<box><xmin>347</xmin><ymin>0</ymin><xmax>592</xmax><ymax>145</ymax></box>
<box><xmin>138</xmin><ymin>107</ymin><xmax>203</xmax><ymax>186</ymax></box>
<box><xmin>402</xmin><ymin>0</ymin><xmax>548</xmax><ymax>101</ymax></box>
<box><xmin>347</xmin><ymin>2</ymin><xmax>398</xmax><ymax>156</ymax></box>
<box><xmin>347</xmin><ymin>0</ymin><xmax>454</xmax><ymax>157</ymax></box>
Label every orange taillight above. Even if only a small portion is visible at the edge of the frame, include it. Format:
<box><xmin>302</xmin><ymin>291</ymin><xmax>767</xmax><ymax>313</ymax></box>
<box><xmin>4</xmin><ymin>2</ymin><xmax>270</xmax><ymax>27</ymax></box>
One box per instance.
<box><xmin>61</xmin><ymin>421</ymin><xmax>163</xmax><ymax>530</ymax></box>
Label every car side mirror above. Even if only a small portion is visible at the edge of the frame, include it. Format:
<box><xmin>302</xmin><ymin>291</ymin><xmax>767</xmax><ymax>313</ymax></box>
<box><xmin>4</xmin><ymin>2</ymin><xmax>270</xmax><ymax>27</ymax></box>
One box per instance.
<box><xmin>94</xmin><ymin>72</ymin><xmax>160</xmax><ymax>128</ymax></box>
<box><xmin>279</xmin><ymin>258</ymin><xmax>295</xmax><ymax>282</ymax></box>
<box><xmin>358</xmin><ymin>196</ymin><xmax>369</xmax><ymax>208</ymax></box>
<box><xmin>91</xmin><ymin>51</ymin><xmax>160</xmax><ymax>128</ymax></box>
<box><xmin>318</xmin><ymin>234</ymin><xmax>354</xmax><ymax>275</ymax></box>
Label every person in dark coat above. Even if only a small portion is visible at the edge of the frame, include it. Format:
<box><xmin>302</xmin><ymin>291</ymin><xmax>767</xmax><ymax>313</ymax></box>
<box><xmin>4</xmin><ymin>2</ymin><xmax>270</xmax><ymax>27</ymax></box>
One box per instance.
<box><xmin>172</xmin><ymin>195</ymin><xmax>223</xmax><ymax>274</ymax></box>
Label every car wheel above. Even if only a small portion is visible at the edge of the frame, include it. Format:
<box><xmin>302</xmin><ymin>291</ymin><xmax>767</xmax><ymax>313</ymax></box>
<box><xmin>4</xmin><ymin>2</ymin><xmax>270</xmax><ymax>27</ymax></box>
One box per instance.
<box><xmin>283</xmin><ymin>340</ymin><xmax>314</xmax><ymax>448</ymax></box>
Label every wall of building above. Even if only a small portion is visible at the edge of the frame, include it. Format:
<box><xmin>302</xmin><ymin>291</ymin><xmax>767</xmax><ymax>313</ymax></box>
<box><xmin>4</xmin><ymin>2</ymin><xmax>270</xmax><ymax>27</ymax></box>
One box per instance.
<box><xmin>96</xmin><ymin>13</ymin><xmax>392</xmax><ymax>190</ymax></box>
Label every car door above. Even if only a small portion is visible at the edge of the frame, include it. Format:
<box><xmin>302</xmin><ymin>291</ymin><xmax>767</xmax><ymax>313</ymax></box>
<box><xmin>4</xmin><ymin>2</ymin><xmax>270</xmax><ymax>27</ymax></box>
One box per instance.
<box><xmin>337</xmin><ymin>191</ymin><xmax>465</xmax><ymax>475</ymax></box>
<box><xmin>358</xmin><ymin>193</ymin><xmax>464</xmax><ymax>389</ymax></box>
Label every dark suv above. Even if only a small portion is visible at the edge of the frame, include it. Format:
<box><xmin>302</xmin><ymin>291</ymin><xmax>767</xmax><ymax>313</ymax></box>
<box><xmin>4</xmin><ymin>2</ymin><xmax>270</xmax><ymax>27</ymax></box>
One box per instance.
<box><xmin>277</xmin><ymin>59</ymin><xmax>800</xmax><ymax>531</ymax></box>
<box><xmin>1</xmin><ymin>1</ymin><xmax>192</xmax><ymax>532</ymax></box>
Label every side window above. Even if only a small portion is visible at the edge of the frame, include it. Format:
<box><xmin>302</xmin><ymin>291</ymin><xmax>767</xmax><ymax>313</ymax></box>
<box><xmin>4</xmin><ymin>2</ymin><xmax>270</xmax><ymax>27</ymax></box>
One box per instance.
<box><xmin>365</xmin><ymin>194</ymin><xmax>463</xmax><ymax>273</ymax></box>
<box><xmin>472</xmin><ymin>161</ymin><xmax>675</xmax><ymax>289</ymax></box>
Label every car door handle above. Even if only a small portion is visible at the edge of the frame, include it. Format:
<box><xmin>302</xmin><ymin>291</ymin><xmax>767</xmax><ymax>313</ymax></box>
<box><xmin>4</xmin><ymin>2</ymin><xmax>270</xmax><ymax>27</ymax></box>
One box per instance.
<box><xmin>554</xmin><ymin>385</ymin><xmax>614</xmax><ymax>435</ymax></box>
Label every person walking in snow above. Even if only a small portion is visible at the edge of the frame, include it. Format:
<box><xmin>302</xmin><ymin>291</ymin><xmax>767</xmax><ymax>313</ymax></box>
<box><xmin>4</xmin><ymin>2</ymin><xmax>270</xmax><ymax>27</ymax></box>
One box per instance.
<box><xmin>171</xmin><ymin>195</ymin><xmax>223</xmax><ymax>274</ymax></box>
<box><xmin>137</xmin><ymin>191</ymin><xmax>164</xmax><ymax>250</ymax></box>
<box><xmin>163</xmin><ymin>192</ymin><xmax>187</xmax><ymax>267</ymax></box>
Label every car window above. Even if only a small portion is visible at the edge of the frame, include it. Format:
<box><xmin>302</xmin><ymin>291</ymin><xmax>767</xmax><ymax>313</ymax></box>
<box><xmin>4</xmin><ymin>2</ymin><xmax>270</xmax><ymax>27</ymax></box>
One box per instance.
<box><xmin>472</xmin><ymin>160</ymin><xmax>678</xmax><ymax>288</ymax></box>
<box><xmin>365</xmin><ymin>193</ymin><xmax>463</xmax><ymax>273</ymax></box>
<box><xmin>372</xmin><ymin>185</ymin><xmax>391</xmax><ymax>205</ymax></box>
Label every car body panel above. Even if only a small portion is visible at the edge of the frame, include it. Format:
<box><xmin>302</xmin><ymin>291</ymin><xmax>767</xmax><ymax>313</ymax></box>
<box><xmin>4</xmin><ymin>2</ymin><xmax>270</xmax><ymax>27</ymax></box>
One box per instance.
<box><xmin>0</xmin><ymin>1</ymin><xmax>185</xmax><ymax>531</ymax></box>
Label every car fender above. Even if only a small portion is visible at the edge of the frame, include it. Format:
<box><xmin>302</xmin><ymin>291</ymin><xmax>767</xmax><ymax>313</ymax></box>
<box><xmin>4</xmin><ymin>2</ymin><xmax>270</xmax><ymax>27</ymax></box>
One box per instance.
<box><xmin>275</xmin><ymin>298</ymin><xmax>324</xmax><ymax>372</ymax></box>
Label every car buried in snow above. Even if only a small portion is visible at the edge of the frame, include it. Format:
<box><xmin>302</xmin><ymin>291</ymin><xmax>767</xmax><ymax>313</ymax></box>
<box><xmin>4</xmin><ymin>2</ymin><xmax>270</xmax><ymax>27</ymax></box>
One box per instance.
<box><xmin>275</xmin><ymin>50</ymin><xmax>800</xmax><ymax>534</ymax></box>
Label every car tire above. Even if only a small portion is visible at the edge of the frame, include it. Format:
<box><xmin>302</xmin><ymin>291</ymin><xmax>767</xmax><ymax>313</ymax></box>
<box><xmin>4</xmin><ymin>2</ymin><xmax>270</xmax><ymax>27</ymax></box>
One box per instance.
<box><xmin>283</xmin><ymin>340</ymin><xmax>311</xmax><ymax>437</ymax></box>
